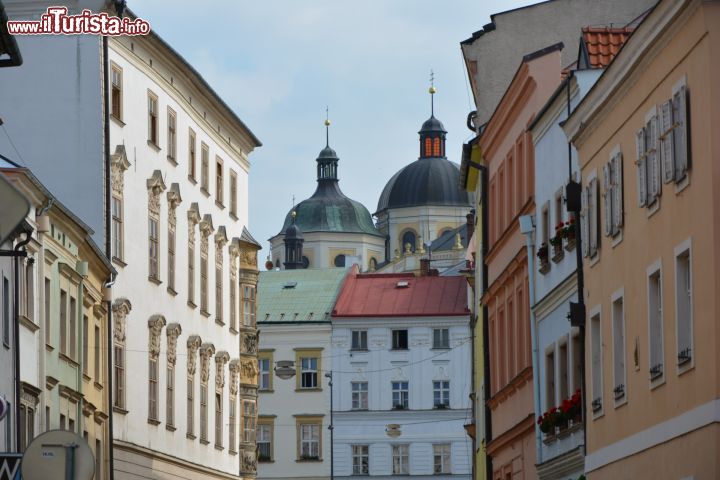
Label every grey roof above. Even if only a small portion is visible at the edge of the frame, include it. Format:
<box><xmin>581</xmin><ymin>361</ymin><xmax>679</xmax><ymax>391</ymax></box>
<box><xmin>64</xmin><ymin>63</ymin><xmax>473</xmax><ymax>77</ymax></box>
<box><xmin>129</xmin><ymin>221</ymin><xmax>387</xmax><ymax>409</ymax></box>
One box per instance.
<box><xmin>430</xmin><ymin>224</ymin><xmax>469</xmax><ymax>252</ymax></box>
<box><xmin>240</xmin><ymin>227</ymin><xmax>261</xmax><ymax>248</ymax></box>
<box><xmin>376</xmin><ymin>157</ymin><xmax>472</xmax><ymax>213</ymax></box>
<box><xmin>257</xmin><ymin>268</ymin><xmax>350</xmax><ymax>324</ymax></box>
<box><xmin>419</xmin><ymin>115</ymin><xmax>447</xmax><ymax>133</ymax></box>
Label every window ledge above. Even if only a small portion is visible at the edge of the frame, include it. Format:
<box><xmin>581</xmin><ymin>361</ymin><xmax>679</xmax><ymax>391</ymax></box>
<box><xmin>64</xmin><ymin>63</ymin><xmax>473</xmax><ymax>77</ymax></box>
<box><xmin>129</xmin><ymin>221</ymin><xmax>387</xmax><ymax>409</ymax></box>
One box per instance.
<box><xmin>229</xmin><ymin>327</ymin><xmax>239</xmax><ymax>335</ymax></box>
<box><xmin>613</xmin><ymin>396</ymin><xmax>628</xmax><ymax>409</ymax></box>
<box><xmin>82</xmin><ymin>373</ymin><xmax>92</xmax><ymax>382</ymax></box>
<box><xmin>229</xmin><ymin>212</ymin><xmax>238</xmax><ymax>221</ymax></box>
<box><xmin>350</xmin><ymin>348</ymin><xmax>369</xmax><ymax>353</ymax></box>
<box><xmin>677</xmin><ymin>360</ymin><xmax>694</xmax><ymax>377</ymax></box>
<box><xmin>296</xmin><ymin>458</ymin><xmax>322</xmax><ymax>463</ymax></box>
<box><xmin>200</xmin><ymin>187</ymin><xmax>210</xmax><ymax>197</ymax></box>
<box><xmin>295</xmin><ymin>388</ymin><xmax>323</xmax><ymax>392</ymax></box>
<box><xmin>147</xmin><ymin>140</ymin><xmax>161</xmax><ymax>152</ymax></box>
<box><xmin>93</xmin><ymin>381</ymin><xmax>103</xmax><ymax>391</ymax></box>
<box><xmin>215</xmin><ymin>201</ymin><xmax>225</xmax><ymax>210</ymax></box>
<box><xmin>390</xmin><ymin>348</ymin><xmax>409</xmax><ymax>352</ymax></box>
<box><xmin>186</xmin><ymin>433</ymin><xmax>196</xmax><ymax>440</ymax></box>
<box><xmin>59</xmin><ymin>353</ymin><xmax>80</xmax><ymax>368</ymax></box>
<box><xmin>110</xmin><ymin>115</ymin><xmax>125</xmax><ymax>127</ymax></box>
<box><xmin>588</xmin><ymin>251</ymin><xmax>600</xmax><ymax>268</ymax></box>
<box><xmin>113</xmin><ymin>406</ymin><xmax>128</xmax><ymax>415</ymax></box>
<box><xmin>148</xmin><ymin>418</ymin><xmax>161</xmax><ymax>426</ymax></box>
<box><xmin>430</xmin><ymin>347</ymin><xmax>451</xmax><ymax>351</ymax></box>
<box><xmin>187</xmin><ymin>300</ymin><xmax>197</xmax><ymax>309</ymax></box>
<box><xmin>675</xmin><ymin>173</ymin><xmax>690</xmax><ymax>194</ymax></box>
<box><xmin>214</xmin><ymin>445</ymin><xmax>224</xmax><ymax>451</ymax></box>
<box><xmin>229</xmin><ymin>449</ymin><xmax>238</xmax><ymax>456</ymax></box>
<box><xmin>188</xmin><ymin>175</ymin><xmax>198</xmax><ymax>185</ymax></box>
<box><xmin>200</xmin><ymin>310</ymin><xmax>211</xmax><ymax>318</ymax></box>
<box><xmin>167</xmin><ymin>156</ymin><xmax>178</xmax><ymax>166</ymax></box>
<box><xmin>259</xmin><ymin>389</ymin><xmax>274</xmax><ymax>393</ymax></box>
<box><xmin>20</xmin><ymin>315</ymin><xmax>39</xmax><ymax>332</ymax></box>
<box><xmin>148</xmin><ymin>276</ymin><xmax>162</xmax><ymax>286</ymax></box>
<box><xmin>646</xmin><ymin>198</ymin><xmax>661</xmax><ymax>219</ymax></box>
<box><xmin>199</xmin><ymin>439</ymin><xmax>210</xmax><ymax>445</ymax></box>
<box><xmin>258</xmin><ymin>458</ymin><xmax>273</xmax><ymax>463</ymax></box>
<box><xmin>215</xmin><ymin>318</ymin><xmax>225</xmax><ymax>327</ymax></box>
<box><xmin>650</xmin><ymin>376</ymin><xmax>666</xmax><ymax>391</ymax></box>
<box><xmin>167</xmin><ymin>287</ymin><xmax>178</xmax><ymax>297</ymax></box>
<box><xmin>611</xmin><ymin>231</ymin><xmax>623</xmax><ymax>248</ymax></box>
<box><xmin>112</xmin><ymin>257</ymin><xmax>127</xmax><ymax>268</ymax></box>
<box><xmin>166</xmin><ymin>425</ymin><xmax>177</xmax><ymax>432</ymax></box>
<box><xmin>45</xmin><ymin>344</ymin><xmax>54</xmax><ymax>352</ymax></box>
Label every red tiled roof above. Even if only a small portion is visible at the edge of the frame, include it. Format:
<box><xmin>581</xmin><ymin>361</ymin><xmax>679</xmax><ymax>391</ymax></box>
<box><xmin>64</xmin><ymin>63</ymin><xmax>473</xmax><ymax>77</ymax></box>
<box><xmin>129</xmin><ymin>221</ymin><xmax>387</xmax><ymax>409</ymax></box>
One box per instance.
<box><xmin>582</xmin><ymin>26</ymin><xmax>635</xmax><ymax>68</ymax></box>
<box><xmin>332</xmin><ymin>273</ymin><xmax>469</xmax><ymax>318</ymax></box>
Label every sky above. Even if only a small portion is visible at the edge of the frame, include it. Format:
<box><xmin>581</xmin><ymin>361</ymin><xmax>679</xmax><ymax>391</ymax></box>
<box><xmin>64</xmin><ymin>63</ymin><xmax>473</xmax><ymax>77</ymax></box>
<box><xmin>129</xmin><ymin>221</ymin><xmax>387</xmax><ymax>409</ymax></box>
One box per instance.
<box><xmin>132</xmin><ymin>0</ymin><xmax>538</xmax><ymax>263</ymax></box>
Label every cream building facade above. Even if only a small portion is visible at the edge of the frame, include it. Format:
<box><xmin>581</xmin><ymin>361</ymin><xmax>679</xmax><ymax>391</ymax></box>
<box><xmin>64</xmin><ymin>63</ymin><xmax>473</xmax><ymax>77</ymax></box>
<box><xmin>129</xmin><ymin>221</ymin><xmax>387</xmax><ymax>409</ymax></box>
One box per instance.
<box><xmin>563</xmin><ymin>0</ymin><xmax>720</xmax><ymax>477</ymax></box>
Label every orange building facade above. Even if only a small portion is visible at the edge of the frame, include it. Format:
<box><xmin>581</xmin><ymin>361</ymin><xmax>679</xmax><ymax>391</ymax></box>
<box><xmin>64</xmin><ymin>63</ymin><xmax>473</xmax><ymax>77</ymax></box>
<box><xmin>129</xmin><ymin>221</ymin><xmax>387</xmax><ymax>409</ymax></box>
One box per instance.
<box><xmin>480</xmin><ymin>44</ymin><xmax>563</xmax><ymax>479</ymax></box>
<box><xmin>563</xmin><ymin>0</ymin><xmax>720</xmax><ymax>478</ymax></box>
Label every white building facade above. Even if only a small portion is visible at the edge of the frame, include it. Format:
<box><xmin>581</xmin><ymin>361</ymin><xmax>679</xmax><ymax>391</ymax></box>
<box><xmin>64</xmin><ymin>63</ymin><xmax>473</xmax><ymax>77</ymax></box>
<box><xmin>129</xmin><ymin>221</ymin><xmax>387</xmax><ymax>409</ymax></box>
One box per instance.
<box><xmin>0</xmin><ymin>2</ymin><xmax>262</xmax><ymax>479</ymax></box>
<box><xmin>331</xmin><ymin>273</ymin><xmax>472</xmax><ymax>480</ymax></box>
<box><xmin>529</xmin><ymin>69</ymin><xmax>601</xmax><ymax>479</ymax></box>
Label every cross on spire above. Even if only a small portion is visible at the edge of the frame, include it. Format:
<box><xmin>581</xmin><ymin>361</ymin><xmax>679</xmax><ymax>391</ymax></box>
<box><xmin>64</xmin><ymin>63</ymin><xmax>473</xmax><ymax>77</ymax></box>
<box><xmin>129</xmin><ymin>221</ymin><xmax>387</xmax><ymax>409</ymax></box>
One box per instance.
<box><xmin>324</xmin><ymin>106</ymin><xmax>331</xmax><ymax>147</ymax></box>
<box><xmin>429</xmin><ymin>69</ymin><xmax>437</xmax><ymax>116</ymax></box>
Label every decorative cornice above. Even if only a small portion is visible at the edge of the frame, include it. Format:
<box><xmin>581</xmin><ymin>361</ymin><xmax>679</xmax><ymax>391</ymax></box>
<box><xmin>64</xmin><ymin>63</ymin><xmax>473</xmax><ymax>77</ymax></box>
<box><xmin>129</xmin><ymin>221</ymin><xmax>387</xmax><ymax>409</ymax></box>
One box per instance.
<box><xmin>487</xmin><ymin>366</ymin><xmax>533</xmax><ymax>409</ymax></box>
<box><xmin>166</xmin><ymin>183</ymin><xmax>182</xmax><ymax>209</ymax></box>
<box><xmin>187</xmin><ymin>202</ymin><xmax>201</xmax><ymax>225</ymax></box>
<box><xmin>214</xmin><ymin>226</ymin><xmax>228</xmax><ymax>247</ymax></box>
<box><xmin>199</xmin><ymin>214</ymin><xmax>214</xmax><ymax>237</ymax></box>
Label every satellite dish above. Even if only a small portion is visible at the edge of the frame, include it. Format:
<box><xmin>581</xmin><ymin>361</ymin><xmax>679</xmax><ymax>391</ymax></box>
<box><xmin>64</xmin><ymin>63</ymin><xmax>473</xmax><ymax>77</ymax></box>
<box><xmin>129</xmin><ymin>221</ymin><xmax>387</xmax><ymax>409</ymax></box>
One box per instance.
<box><xmin>22</xmin><ymin>430</ymin><xmax>95</xmax><ymax>480</ymax></box>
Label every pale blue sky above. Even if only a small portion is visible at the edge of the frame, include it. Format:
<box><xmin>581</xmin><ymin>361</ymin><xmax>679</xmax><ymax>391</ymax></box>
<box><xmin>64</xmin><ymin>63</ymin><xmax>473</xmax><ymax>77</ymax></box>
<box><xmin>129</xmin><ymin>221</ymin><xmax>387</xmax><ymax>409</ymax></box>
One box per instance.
<box><xmin>133</xmin><ymin>0</ymin><xmax>537</xmax><ymax>262</ymax></box>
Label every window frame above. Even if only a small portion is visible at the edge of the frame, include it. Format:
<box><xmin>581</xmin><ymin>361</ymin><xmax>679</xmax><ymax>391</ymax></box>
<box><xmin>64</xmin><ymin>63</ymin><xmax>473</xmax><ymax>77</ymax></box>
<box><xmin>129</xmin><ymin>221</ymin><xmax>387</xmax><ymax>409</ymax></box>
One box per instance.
<box><xmin>611</xmin><ymin>288</ymin><xmax>627</xmax><ymax>406</ymax></box>
<box><xmin>351</xmin><ymin>381</ymin><xmax>368</xmax><ymax>410</ymax></box>
<box><xmin>433</xmin><ymin>380</ymin><xmax>450</xmax><ymax>408</ymax></box>
<box><xmin>200</xmin><ymin>142</ymin><xmax>210</xmax><ymax>193</ymax></box>
<box><xmin>147</xmin><ymin>91</ymin><xmax>159</xmax><ymax>146</ymax></box>
<box><xmin>215</xmin><ymin>156</ymin><xmax>224</xmax><ymax>206</ymax></box>
<box><xmin>391</xmin><ymin>329</ymin><xmax>408</xmax><ymax>350</ymax></box>
<box><xmin>167</xmin><ymin>107</ymin><xmax>177</xmax><ymax>163</ymax></box>
<box><xmin>674</xmin><ymin>238</ymin><xmax>693</xmax><ymax>375</ymax></box>
<box><xmin>589</xmin><ymin>305</ymin><xmax>603</xmax><ymax>419</ymax></box>
<box><xmin>352</xmin><ymin>444</ymin><xmax>369</xmax><ymax>475</ymax></box>
<box><xmin>391</xmin><ymin>381</ymin><xmax>409</xmax><ymax>409</ymax></box>
<box><xmin>257</xmin><ymin>419</ymin><xmax>274</xmax><ymax>462</ymax></box>
<box><xmin>148</xmin><ymin>217</ymin><xmax>160</xmax><ymax>281</ymax></box>
<box><xmin>110</xmin><ymin>63</ymin><xmax>123</xmax><ymax>121</ymax></box>
<box><xmin>258</xmin><ymin>351</ymin><xmax>273</xmax><ymax>391</ymax></box>
<box><xmin>229</xmin><ymin>170</ymin><xmax>238</xmax><ymax>218</ymax></box>
<box><xmin>392</xmin><ymin>444</ymin><xmax>409</xmax><ymax>475</ymax></box>
<box><xmin>433</xmin><ymin>444</ymin><xmax>451</xmax><ymax>474</ymax></box>
<box><xmin>432</xmin><ymin>328</ymin><xmax>449</xmax><ymax>349</ymax></box>
<box><xmin>647</xmin><ymin>260</ymin><xmax>665</xmax><ymax>389</ymax></box>
<box><xmin>351</xmin><ymin>330</ymin><xmax>368</xmax><ymax>350</ymax></box>
<box><xmin>188</xmin><ymin>129</ymin><xmax>197</xmax><ymax>181</ymax></box>
<box><xmin>297</xmin><ymin>420</ymin><xmax>321</xmax><ymax>461</ymax></box>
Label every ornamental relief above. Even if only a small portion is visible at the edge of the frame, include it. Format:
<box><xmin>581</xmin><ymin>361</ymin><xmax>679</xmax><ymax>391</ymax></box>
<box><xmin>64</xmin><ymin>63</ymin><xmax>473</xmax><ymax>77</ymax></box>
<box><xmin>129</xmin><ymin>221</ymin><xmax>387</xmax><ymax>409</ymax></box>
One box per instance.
<box><xmin>215</xmin><ymin>351</ymin><xmax>230</xmax><ymax>389</ymax></box>
<box><xmin>240</xmin><ymin>249</ymin><xmax>257</xmax><ymax>268</ymax></box>
<box><xmin>229</xmin><ymin>359</ymin><xmax>240</xmax><ymax>396</ymax></box>
<box><xmin>147</xmin><ymin>315</ymin><xmax>166</xmax><ymax>359</ymax></box>
<box><xmin>110</xmin><ymin>145</ymin><xmax>130</xmax><ymax>195</ymax></box>
<box><xmin>166</xmin><ymin>323</ymin><xmax>182</xmax><ymax>365</ymax></box>
<box><xmin>241</xmin><ymin>332</ymin><xmax>257</xmax><ymax>355</ymax></box>
<box><xmin>241</xmin><ymin>450</ymin><xmax>257</xmax><ymax>474</ymax></box>
<box><xmin>186</xmin><ymin>335</ymin><xmax>202</xmax><ymax>375</ymax></box>
<box><xmin>111</xmin><ymin>298</ymin><xmax>132</xmax><ymax>343</ymax></box>
<box><xmin>146</xmin><ymin>170</ymin><xmax>166</xmax><ymax>217</ymax></box>
<box><xmin>199</xmin><ymin>343</ymin><xmax>216</xmax><ymax>384</ymax></box>
<box><xmin>240</xmin><ymin>358</ymin><xmax>258</xmax><ymax>385</ymax></box>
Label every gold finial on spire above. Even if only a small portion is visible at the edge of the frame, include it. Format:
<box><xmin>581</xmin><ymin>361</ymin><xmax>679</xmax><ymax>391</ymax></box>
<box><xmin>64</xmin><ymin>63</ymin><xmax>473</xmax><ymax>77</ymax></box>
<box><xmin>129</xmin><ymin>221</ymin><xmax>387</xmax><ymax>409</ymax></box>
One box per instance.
<box><xmin>324</xmin><ymin>106</ymin><xmax>331</xmax><ymax>145</ymax></box>
<box><xmin>429</xmin><ymin>70</ymin><xmax>436</xmax><ymax>115</ymax></box>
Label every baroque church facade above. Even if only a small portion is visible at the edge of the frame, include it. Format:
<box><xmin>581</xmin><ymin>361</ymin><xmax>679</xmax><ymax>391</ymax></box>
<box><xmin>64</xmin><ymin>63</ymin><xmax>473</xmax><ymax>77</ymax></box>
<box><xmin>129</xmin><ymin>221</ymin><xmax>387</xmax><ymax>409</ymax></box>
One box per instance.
<box><xmin>270</xmin><ymin>89</ymin><xmax>473</xmax><ymax>273</ymax></box>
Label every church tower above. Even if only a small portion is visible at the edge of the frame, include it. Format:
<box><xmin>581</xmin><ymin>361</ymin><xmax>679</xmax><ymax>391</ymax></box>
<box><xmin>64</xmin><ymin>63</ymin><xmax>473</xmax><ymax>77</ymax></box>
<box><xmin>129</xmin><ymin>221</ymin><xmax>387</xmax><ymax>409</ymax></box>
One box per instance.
<box><xmin>283</xmin><ymin>211</ymin><xmax>305</xmax><ymax>269</ymax></box>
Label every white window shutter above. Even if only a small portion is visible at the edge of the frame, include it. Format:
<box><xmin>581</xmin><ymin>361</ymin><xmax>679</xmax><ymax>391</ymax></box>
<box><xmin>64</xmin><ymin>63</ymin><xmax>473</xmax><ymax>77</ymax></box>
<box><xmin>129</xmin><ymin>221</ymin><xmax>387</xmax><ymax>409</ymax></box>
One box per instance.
<box><xmin>613</xmin><ymin>154</ymin><xmax>623</xmax><ymax>232</ymax></box>
<box><xmin>660</xmin><ymin>100</ymin><xmax>675</xmax><ymax>183</ymax></box>
<box><xmin>602</xmin><ymin>163</ymin><xmax>612</xmax><ymax>237</ymax></box>
<box><xmin>674</xmin><ymin>85</ymin><xmax>689</xmax><ymax>180</ymax></box>
<box><xmin>581</xmin><ymin>186</ymin><xmax>589</xmax><ymax>258</ymax></box>
<box><xmin>590</xmin><ymin>178</ymin><xmax>598</xmax><ymax>255</ymax></box>
<box><xmin>647</xmin><ymin>116</ymin><xmax>661</xmax><ymax>202</ymax></box>
<box><xmin>636</xmin><ymin>128</ymin><xmax>647</xmax><ymax>207</ymax></box>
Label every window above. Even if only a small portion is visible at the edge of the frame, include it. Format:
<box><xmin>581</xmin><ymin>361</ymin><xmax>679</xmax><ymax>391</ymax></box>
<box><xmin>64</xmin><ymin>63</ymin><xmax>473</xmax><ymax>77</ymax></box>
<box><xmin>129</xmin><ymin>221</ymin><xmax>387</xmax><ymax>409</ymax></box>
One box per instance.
<box><xmin>148</xmin><ymin>356</ymin><xmax>158</xmax><ymax>421</ymax></box>
<box><xmin>392</xmin><ymin>444</ymin><xmax>409</xmax><ymax>475</ymax></box>
<box><xmin>229</xmin><ymin>396</ymin><xmax>237</xmax><ymax>452</ymax></box>
<box><xmin>559</xmin><ymin>341</ymin><xmax>568</xmax><ymax>402</ymax></box>
<box><xmin>433</xmin><ymin>380</ymin><xmax>449</xmax><ymax>408</ymax></box>
<box><xmin>167</xmin><ymin>365</ymin><xmax>175</xmax><ymax>427</ymax></box>
<box><xmin>300</xmin><ymin>357</ymin><xmax>318</xmax><ymax>389</ymax></box>
<box><xmin>59</xmin><ymin>289</ymin><xmax>67</xmax><ymax>354</ymax></box>
<box><xmin>111</xmin><ymin>65</ymin><xmax>122</xmax><ymax>120</ymax></box>
<box><xmin>401</xmin><ymin>231</ymin><xmax>416</xmax><ymax>253</ymax></box>
<box><xmin>95</xmin><ymin>439</ymin><xmax>102</xmax><ymax>480</ymax></box>
<box><xmin>636</xmin><ymin>112</ymin><xmax>661</xmax><ymax>207</ymax></box>
<box><xmin>188</xmin><ymin>240</ymin><xmax>195</xmax><ymax>305</ymax></box>
<box><xmin>215</xmin><ymin>158</ymin><xmax>224</xmax><ymax>204</ymax></box>
<box><xmin>215</xmin><ymin>264</ymin><xmax>222</xmax><ymax>322</ymax></box>
<box><xmin>571</xmin><ymin>332</ymin><xmax>582</xmax><ymax>393</ymax></box>
<box><xmin>334</xmin><ymin>254</ymin><xmax>346</xmax><ymax>268</ymax></box>
<box><xmin>3</xmin><ymin>277</ymin><xmax>10</xmax><ymax>347</ymax></box>
<box><xmin>60</xmin><ymin>413</ymin><xmax>65</xmax><ymax>430</ymax></box>
<box><xmin>69</xmin><ymin>297</ymin><xmax>76</xmax><ymax>359</ymax></box>
<box><xmin>258</xmin><ymin>423</ymin><xmax>272</xmax><ymax>461</ymax></box>
<box><xmin>242</xmin><ymin>285</ymin><xmax>256</xmax><ymax>327</ymax></box>
<box><xmin>433</xmin><ymin>328</ymin><xmax>449</xmax><ymax>349</ymax></box>
<box><xmin>94</xmin><ymin>326</ymin><xmax>100</xmax><ymax>382</ymax></box>
<box><xmin>299</xmin><ymin>423</ymin><xmax>320</xmax><ymax>460</ymax></box>
<box><xmin>22</xmin><ymin>261</ymin><xmax>34</xmax><ymax>321</ymax></box>
<box><xmin>82</xmin><ymin>315</ymin><xmax>89</xmax><ymax>374</ymax></box>
<box><xmin>112</xmin><ymin>195</ymin><xmax>123</xmax><ymax>260</ymax></box>
<box><xmin>69</xmin><ymin>417</ymin><xmax>75</xmax><ymax>432</ymax></box>
<box><xmin>392</xmin><ymin>329</ymin><xmax>408</xmax><ymax>350</ymax></box>
<box><xmin>44</xmin><ymin>278</ymin><xmax>51</xmax><ymax>345</ymax></box>
<box><xmin>433</xmin><ymin>444</ymin><xmax>451</xmax><ymax>474</ymax></box>
<box><xmin>392</xmin><ymin>381</ymin><xmax>408</xmax><ymax>409</ymax></box>
<box><xmin>424</xmin><ymin>138</ymin><xmax>432</xmax><ymax>157</ymax></box>
<box><xmin>168</xmin><ymin>222</ymin><xmax>175</xmax><ymax>291</ymax></box>
<box><xmin>433</xmin><ymin>137</ymin><xmax>441</xmax><ymax>157</ymax></box>
<box><xmin>351</xmin><ymin>330</ymin><xmax>368</xmax><ymax>350</ymax></box>
<box><xmin>581</xmin><ymin>177</ymin><xmax>599</xmax><ymax>258</ymax></box>
<box><xmin>230</xmin><ymin>171</ymin><xmax>238</xmax><ymax>217</ymax></box>
<box><xmin>545</xmin><ymin>348</ymin><xmax>555</xmax><ymax>408</ymax></box>
<box><xmin>590</xmin><ymin>310</ymin><xmax>602</xmax><ymax>414</ymax></box>
<box><xmin>114</xmin><ymin>344</ymin><xmax>125</xmax><ymax>409</ymax></box>
<box><xmin>201</xmin><ymin>143</ymin><xmax>209</xmax><ymax>192</ymax></box>
<box><xmin>648</xmin><ymin>265</ymin><xmax>664</xmax><ymax>383</ymax></box>
<box><xmin>188</xmin><ymin>129</ymin><xmax>197</xmax><ymax>180</ymax></box>
<box><xmin>675</xmin><ymin>243</ymin><xmax>692</xmax><ymax>368</ymax></box>
<box><xmin>352</xmin><ymin>445</ymin><xmax>369</xmax><ymax>475</ymax></box>
<box><xmin>187</xmin><ymin>376</ymin><xmax>194</xmax><ymax>436</ymax></box>
<box><xmin>229</xmin><ymin>274</ymin><xmax>237</xmax><ymax>330</ymax></box>
<box><xmin>243</xmin><ymin>400</ymin><xmax>256</xmax><ymax>444</ymax></box>
<box><xmin>215</xmin><ymin>392</ymin><xmax>223</xmax><ymax>447</ymax></box>
<box><xmin>147</xmin><ymin>92</ymin><xmax>158</xmax><ymax>145</ymax></box>
<box><xmin>19</xmin><ymin>399</ymin><xmax>35</xmax><ymax>452</ymax></box>
<box><xmin>352</xmin><ymin>382</ymin><xmax>368</xmax><ymax>410</ymax></box>
<box><xmin>259</xmin><ymin>355</ymin><xmax>272</xmax><ymax>391</ymax></box>
<box><xmin>541</xmin><ymin>204</ymin><xmax>550</xmax><ymax>247</ymax></box>
<box><xmin>612</xmin><ymin>293</ymin><xmax>626</xmax><ymax>402</ymax></box>
<box><xmin>602</xmin><ymin>152</ymin><xmax>623</xmax><ymax>237</ymax></box>
<box><xmin>200</xmin><ymin>254</ymin><xmax>208</xmax><ymax>313</ymax></box>
<box><xmin>149</xmin><ymin>218</ymin><xmax>159</xmax><ymax>280</ymax></box>
<box><xmin>167</xmin><ymin>108</ymin><xmax>176</xmax><ymax>162</ymax></box>
<box><xmin>660</xmin><ymin>84</ymin><xmax>690</xmax><ymax>184</ymax></box>
<box><xmin>200</xmin><ymin>383</ymin><xmax>208</xmax><ymax>441</ymax></box>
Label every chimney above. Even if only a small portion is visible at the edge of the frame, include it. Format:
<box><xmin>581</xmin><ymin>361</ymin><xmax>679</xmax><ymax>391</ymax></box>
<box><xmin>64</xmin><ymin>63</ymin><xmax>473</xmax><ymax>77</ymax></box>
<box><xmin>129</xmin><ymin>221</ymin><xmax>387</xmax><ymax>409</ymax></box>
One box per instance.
<box><xmin>420</xmin><ymin>258</ymin><xmax>430</xmax><ymax>276</ymax></box>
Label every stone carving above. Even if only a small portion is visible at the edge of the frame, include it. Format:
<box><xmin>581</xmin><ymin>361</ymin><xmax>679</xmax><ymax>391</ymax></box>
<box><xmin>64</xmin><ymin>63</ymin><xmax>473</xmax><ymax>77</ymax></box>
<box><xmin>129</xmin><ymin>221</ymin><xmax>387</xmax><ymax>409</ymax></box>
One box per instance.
<box><xmin>186</xmin><ymin>335</ymin><xmax>202</xmax><ymax>375</ymax></box>
<box><xmin>146</xmin><ymin>170</ymin><xmax>167</xmax><ymax>216</ymax></box>
<box><xmin>240</xmin><ymin>249</ymin><xmax>257</xmax><ymax>267</ymax></box>
<box><xmin>110</xmin><ymin>145</ymin><xmax>131</xmax><ymax>195</ymax></box>
<box><xmin>166</xmin><ymin>323</ymin><xmax>182</xmax><ymax>365</ymax></box>
<box><xmin>166</xmin><ymin>183</ymin><xmax>182</xmax><ymax>229</ymax></box>
<box><xmin>242</xmin><ymin>332</ymin><xmax>257</xmax><ymax>355</ymax></box>
<box><xmin>199</xmin><ymin>343</ymin><xmax>216</xmax><ymax>384</ymax></box>
<box><xmin>229</xmin><ymin>360</ymin><xmax>240</xmax><ymax>396</ymax></box>
<box><xmin>215</xmin><ymin>351</ymin><xmax>230</xmax><ymax>389</ymax></box>
<box><xmin>111</xmin><ymin>298</ymin><xmax>132</xmax><ymax>343</ymax></box>
<box><xmin>147</xmin><ymin>315</ymin><xmax>166</xmax><ymax>358</ymax></box>
<box><xmin>240</xmin><ymin>358</ymin><xmax>258</xmax><ymax>385</ymax></box>
<box><xmin>241</xmin><ymin>450</ymin><xmax>257</xmax><ymax>474</ymax></box>
<box><xmin>187</xmin><ymin>203</ymin><xmax>201</xmax><ymax>243</ymax></box>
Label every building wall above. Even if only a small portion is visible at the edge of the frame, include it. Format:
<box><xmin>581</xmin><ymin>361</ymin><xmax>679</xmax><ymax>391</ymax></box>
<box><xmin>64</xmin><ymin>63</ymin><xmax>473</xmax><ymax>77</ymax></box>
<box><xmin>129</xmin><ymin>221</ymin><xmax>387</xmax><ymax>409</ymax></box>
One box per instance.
<box><xmin>566</xmin><ymin>1</ymin><xmax>720</xmax><ymax>477</ymax></box>
<box><xmin>270</xmin><ymin>232</ymin><xmax>385</xmax><ymax>271</ymax></box>
<box><xmin>460</xmin><ymin>0</ymin><xmax>657</xmax><ymax>126</ymax></box>
<box><xmin>331</xmin><ymin>316</ymin><xmax>471</xmax><ymax>478</ymax></box>
<box><xmin>256</xmin><ymin>323</ymin><xmax>332</xmax><ymax>480</ymax></box>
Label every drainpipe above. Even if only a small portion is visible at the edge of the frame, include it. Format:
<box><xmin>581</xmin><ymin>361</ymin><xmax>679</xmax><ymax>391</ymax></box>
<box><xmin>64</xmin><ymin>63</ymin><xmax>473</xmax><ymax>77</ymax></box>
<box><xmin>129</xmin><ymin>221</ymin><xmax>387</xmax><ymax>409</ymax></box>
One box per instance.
<box><xmin>518</xmin><ymin>215</ymin><xmax>542</xmax><ymax>464</ymax></box>
<box><xmin>76</xmin><ymin>261</ymin><xmax>88</xmax><ymax>437</ymax></box>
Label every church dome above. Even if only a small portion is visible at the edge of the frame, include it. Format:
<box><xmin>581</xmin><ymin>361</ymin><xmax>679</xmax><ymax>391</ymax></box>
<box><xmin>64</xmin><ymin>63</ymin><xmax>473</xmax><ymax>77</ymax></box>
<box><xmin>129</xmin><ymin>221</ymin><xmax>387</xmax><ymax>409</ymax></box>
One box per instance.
<box><xmin>419</xmin><ymin>115</ymin><xmax>447</xmax><ymax>134</ymax></box>
<box><xmin>376</xmin><ymin>157</ymin><xmax>471</xmax><ymax>212</ymax></box>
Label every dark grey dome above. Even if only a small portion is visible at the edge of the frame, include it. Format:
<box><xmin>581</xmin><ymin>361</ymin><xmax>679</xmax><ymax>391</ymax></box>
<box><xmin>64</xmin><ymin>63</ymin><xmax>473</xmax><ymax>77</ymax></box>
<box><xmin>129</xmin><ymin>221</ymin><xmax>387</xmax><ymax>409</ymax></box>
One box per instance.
<box><xmin>317</xmin><ymin>146</ymin><xmax>338</xmax><ymax>159</ymax></box>
<box><xmin>285</xmin><ymin>220</ymin><xmax>303</xmax><ymax>239</ymax></box>
<box><xmin>419</xmin><ymin>115</ymin><xmax>447</xmax><ymax>133</ymax></box>
<box><xmin>376</xmin><ymin>157</ymin><xmax>472</xmax><ymax>213</ymax></box>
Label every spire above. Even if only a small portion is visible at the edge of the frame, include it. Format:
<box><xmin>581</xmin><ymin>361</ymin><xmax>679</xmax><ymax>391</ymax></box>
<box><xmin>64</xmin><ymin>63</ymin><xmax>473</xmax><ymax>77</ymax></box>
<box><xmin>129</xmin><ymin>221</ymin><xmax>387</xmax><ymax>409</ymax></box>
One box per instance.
<box><xmin>325</xmin><ymin>106</ymin><xmax>330</xmax><ymax>147</ymax></box>
<box><xmin>418</xmin><ymin>74</ymin><xmax>447</xmax><ymax>159</ymax></box>
<box><xmin>317</xmin><ymin>111</ymin><xmax>339</xmax><ymax>182</ymax></box>
<box><xmin>429</xmin><ymin>69</ymin><xmax>436</xmax><ymax>116</ymax></box>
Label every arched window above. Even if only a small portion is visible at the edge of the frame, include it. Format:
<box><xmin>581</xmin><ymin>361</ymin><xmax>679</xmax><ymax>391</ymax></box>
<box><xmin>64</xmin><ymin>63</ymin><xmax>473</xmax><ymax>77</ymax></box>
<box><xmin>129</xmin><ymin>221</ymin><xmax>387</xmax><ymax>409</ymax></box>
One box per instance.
<box><xmin>401</xmin><ymin>231</ymin><xmax>416</xmax><ymax>253</ymax></box>
<box><xmin>334</xmin><ymin>254</ymin><xmax>346</xmax><ymax>268</ymax></box>
<box><xmin>369</xmin><ymin>258</ymin><xmax>377</xmax><ymax>272</ymax></box>
<box><xmin>425</xmin><ymin>138</ymin><xmax>432</xmax><ymax>157</ymax></box>
<box><xmin>302</xmin><ymin>256</ymin><xmax>310</xmax><ymax>269</ymax></box>
<box><xmin>433</xmin><ymin>138</ymin><xmax>441</xmax><ymax>157</ymax></box>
